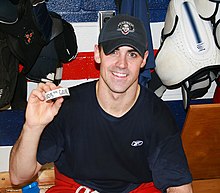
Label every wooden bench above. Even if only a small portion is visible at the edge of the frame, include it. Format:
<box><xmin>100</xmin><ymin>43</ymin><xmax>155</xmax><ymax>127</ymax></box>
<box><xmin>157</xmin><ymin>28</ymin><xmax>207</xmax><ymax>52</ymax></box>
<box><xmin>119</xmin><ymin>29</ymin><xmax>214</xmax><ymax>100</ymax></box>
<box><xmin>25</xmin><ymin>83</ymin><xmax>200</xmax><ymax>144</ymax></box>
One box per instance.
<box><xmin>181</xmin><ymin>103</ymin><xmax>220</xmax><ymax>193</ymax></box>
<box><xmin>0</xmin><ymin>163</ymin><xmax>55</xmax><ymax>193</ymax></box>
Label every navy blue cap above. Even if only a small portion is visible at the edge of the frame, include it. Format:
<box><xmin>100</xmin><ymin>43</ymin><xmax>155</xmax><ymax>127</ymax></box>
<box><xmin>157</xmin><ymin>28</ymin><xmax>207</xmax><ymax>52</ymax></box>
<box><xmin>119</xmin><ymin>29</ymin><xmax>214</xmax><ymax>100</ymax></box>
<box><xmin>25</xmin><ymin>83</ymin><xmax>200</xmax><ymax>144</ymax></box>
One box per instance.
<box><xmin>98</xmin><ymin>14</ymin><xmax>148</xmax><ymax>57</ymax></box>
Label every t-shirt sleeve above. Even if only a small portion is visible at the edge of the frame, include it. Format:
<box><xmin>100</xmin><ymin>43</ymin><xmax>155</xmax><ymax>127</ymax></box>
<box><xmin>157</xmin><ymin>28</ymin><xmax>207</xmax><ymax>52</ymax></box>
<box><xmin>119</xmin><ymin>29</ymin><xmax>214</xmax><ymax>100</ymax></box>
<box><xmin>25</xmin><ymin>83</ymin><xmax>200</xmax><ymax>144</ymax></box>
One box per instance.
<box><xmin>37</xmin><ymin>117</ymin><xmax>64</xmax><ymax>165</ymax></box>
<box><xmin>148</xmin><ymin>133</ymin><xmax>192</xmax><ymax>191</ymax></box>
<box><xmin>146</xmin><ymin>98</ymin><xmax>192</xmax><ymax>192</ymax></box>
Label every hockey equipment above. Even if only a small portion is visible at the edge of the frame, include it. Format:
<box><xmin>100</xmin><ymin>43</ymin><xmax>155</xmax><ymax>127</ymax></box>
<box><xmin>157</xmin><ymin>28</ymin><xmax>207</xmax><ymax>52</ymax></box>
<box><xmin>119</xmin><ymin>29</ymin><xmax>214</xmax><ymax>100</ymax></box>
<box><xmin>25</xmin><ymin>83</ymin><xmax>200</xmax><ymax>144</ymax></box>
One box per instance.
<box><xmin>155</xmin><ymin>0</ymin><xmax>220</xmax><ymax>109</ymax></box>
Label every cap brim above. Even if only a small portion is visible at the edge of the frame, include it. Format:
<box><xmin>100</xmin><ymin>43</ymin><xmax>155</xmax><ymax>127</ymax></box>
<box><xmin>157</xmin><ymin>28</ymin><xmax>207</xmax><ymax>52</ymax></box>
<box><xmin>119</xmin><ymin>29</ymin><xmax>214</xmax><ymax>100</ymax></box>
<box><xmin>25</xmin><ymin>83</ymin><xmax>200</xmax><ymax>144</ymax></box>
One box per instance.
<box><xmin>100</xmin><ymin>38</ymin><xmax>146</xmax><ymax>58</ymax></box>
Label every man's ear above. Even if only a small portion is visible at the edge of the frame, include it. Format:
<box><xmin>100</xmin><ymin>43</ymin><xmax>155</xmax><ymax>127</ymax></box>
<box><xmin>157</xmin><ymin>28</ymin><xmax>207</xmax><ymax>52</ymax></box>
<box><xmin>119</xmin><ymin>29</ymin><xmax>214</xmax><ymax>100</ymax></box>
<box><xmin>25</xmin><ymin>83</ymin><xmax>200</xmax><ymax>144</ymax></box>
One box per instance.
<box><xmin>141</xmin><ymin>51</ymin><xmax>149</xmax><ymax>68</ymax></box>
<box><xmin>94</xmin><ymin>44</ymin><xmax>101</xmax><ymax>64</ymax></box>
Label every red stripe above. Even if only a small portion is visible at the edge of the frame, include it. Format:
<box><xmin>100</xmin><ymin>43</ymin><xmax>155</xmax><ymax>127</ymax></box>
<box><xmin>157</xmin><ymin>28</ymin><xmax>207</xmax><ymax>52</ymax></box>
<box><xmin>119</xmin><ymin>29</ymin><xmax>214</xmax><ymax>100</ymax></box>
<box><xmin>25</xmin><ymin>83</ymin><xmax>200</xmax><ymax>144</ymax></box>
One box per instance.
<box><xmin>20</xmin><ymin>50</ymin><xmax>158</xmax><ymax>80</ymax></box>
<box><xmin>62</xmin><ymin>50</ymin><xmax>158</xmax><ymax>80</ymax></box>
<box><xmin>62</xmin><ymin>52</ymin><xmax>100</xmax><ymax>80</ymax></box>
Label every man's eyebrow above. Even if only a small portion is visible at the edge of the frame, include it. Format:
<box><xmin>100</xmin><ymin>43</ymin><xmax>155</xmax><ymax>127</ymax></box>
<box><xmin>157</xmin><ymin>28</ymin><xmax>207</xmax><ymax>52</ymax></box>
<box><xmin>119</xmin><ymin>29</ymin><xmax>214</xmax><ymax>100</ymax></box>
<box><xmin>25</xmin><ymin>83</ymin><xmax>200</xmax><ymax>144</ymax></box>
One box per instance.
<box><xmin>116</xmin><ymin>47</ymin><xmax>137</xmax><ymax>52</ymax></box>
<box><xmin>127</xmin><ymin>49</ymin><xmax>138</xmax><ymax>52</ymax></box>
<box><xmin>115</xmin><ymin>47</ymin><xmax>139</xmax><ymax>53</ymax></box>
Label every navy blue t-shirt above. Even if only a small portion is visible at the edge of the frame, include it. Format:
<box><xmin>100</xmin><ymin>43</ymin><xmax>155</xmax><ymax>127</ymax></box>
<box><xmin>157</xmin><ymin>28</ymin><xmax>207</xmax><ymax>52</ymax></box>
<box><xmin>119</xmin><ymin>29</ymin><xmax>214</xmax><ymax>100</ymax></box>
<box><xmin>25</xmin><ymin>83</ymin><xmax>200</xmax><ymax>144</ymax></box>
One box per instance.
<box><xmin>37</xmin><ymin>80</ymin><xmax>192</xmax><ymax>192</ymax></box>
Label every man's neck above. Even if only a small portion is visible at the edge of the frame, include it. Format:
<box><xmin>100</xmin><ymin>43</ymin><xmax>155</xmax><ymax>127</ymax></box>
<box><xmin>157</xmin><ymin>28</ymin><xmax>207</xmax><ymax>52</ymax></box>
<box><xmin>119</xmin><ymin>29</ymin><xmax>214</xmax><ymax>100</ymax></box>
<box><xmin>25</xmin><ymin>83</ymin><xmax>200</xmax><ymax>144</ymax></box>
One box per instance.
<box><xmin>96</xmin><ymin>81</ymin><xmax>140</xmax><ymax>117</ymax></box>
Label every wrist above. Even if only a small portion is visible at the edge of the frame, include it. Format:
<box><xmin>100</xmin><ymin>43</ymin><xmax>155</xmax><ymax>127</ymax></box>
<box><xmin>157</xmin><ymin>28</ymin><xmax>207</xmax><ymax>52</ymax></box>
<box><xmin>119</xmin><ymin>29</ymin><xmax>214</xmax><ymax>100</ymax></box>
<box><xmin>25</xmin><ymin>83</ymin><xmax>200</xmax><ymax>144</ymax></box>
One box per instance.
<box><xmin>23</xmin><ymin>122</ymin><xmax>45</xmax><ymax>135</ymax></box>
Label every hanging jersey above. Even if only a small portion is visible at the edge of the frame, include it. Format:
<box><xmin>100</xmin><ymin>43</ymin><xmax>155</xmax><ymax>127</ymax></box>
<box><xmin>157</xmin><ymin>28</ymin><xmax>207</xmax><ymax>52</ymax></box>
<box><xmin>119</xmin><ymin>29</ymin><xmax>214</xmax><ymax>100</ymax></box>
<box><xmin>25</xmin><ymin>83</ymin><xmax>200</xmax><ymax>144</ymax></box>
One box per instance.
<box><xmin>120</xmin><ymin>0</ymin><xmax>156</xmax><ymax>87</ymax></box>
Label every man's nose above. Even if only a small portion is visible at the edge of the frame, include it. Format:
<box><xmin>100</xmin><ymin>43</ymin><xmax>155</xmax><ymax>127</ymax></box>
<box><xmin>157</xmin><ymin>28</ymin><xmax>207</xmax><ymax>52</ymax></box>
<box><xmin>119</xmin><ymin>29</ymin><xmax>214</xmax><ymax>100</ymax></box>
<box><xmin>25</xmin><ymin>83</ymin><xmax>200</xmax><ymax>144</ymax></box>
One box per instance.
<box><xmin>116</xmin><ymin>53</ymin><xmax>128</xmax><ymax>68</ymax></box>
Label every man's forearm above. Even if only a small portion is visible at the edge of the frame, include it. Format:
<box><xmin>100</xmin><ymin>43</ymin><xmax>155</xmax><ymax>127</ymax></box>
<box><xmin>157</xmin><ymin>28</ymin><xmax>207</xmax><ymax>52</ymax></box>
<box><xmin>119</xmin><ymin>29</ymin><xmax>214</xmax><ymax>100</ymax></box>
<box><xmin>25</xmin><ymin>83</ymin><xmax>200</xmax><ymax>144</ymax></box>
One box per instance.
<box><xmin>9</xmin><ymin>124</ymin><xmax>43</xmax><ymax>185</ymax></box>
<box><xmin>167</xmin><ymin>183</ymin><xmax>193</xmax><ymax>193</ymax></box>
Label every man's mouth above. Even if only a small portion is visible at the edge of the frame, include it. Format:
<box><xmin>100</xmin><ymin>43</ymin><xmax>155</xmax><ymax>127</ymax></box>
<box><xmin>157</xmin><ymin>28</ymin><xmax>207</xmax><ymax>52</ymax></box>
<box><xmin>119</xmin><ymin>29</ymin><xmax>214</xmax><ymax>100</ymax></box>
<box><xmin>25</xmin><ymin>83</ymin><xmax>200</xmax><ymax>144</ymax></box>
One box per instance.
<box><xmin>112</xmin><ymin>72</ymin><xmax>127</xmax><ymax>78</ymax></box>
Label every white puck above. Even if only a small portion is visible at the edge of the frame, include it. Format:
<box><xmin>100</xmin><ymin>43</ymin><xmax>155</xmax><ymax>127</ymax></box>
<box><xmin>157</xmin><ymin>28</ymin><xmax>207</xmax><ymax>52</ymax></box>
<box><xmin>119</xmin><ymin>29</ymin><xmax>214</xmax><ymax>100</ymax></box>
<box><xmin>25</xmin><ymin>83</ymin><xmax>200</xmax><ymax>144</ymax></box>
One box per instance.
<box><xmin>45</xmin><ymin>88</ymin><xmax>70</xmax><ymax>101</ymax></box>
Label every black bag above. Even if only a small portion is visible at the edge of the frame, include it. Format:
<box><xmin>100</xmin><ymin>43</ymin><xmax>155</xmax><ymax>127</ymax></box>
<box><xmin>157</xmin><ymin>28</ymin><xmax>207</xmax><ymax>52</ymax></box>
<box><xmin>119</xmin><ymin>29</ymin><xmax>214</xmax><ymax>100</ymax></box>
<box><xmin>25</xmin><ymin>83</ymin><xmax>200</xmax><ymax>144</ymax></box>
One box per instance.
<box><xmin>26</xmin><ymin>13</ymin><xmax>78</xmax><ymax>85</ymax></box>
<box><xmin>0</xmin><ymin>0</ymin><xmax>78</xmax><ymax>108</ymax></box>
<box><xmin>0</xmin><ymin>0</ymin><xmax>50</xmax><ymax>72</ymax></box>
<box><xmin>0</xmin><ymin>32</ymin><xmax>19</xmax><ymax>109</ymax></box>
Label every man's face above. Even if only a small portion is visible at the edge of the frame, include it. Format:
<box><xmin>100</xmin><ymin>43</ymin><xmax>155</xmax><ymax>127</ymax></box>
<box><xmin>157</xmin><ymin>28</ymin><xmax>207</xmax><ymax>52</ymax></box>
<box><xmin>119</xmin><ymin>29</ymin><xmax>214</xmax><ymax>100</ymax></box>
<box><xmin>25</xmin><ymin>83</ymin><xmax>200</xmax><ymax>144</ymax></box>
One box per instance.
<box><xmin>95</xmin><ymin>45</ymin><xmax>148</xmax><ymax>94</ymax></box>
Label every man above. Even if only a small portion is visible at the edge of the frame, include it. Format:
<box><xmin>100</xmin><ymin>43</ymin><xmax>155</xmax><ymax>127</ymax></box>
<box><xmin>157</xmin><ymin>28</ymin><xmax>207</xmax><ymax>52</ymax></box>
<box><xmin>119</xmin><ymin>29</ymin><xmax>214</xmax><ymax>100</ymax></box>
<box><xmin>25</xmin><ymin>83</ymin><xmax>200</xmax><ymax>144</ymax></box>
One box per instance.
<box><xmin>9</xmin><ymin>15</ymin><xmax>193</xmax><ymax>193</ymax></box>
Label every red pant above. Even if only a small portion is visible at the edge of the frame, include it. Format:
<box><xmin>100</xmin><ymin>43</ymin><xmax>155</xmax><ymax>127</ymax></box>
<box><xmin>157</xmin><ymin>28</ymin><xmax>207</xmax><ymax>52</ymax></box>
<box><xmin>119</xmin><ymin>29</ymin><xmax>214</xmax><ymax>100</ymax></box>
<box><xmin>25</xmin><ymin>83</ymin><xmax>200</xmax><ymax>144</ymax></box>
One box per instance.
<box><xmin>213</xmin><ymin>85</ymin><xmax>220</xmax><ymax>103</ymax></box>
<box><xmin>46</xmin><ymin>168</ymin><xmax>161</xmax><ymax>193</ymax></box>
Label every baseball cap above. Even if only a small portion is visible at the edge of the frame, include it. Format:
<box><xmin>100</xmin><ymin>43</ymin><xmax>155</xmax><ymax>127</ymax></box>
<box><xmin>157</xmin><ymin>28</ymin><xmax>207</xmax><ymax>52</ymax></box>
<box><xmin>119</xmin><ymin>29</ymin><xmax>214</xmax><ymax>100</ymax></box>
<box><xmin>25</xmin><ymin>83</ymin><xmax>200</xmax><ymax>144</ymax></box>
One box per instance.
<box><xmin>98</xmin><ymin>14</ymin><xmax>148</xmax><ymax>58</ymax></box>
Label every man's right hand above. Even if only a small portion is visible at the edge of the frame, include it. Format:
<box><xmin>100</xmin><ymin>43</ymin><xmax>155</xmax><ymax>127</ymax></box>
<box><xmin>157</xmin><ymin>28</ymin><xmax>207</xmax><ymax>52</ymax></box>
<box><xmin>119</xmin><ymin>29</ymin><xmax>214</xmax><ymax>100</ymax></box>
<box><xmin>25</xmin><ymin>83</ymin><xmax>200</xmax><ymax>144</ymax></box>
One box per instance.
<box><xmin>9</xmin><ymin>82</ymin><xmax>64</xmax><ymax>185</ymax></box>
<box><xmin>25</xmin><ymin>82</ymin><xmax>64</xmax><ymax>132</ymax></box>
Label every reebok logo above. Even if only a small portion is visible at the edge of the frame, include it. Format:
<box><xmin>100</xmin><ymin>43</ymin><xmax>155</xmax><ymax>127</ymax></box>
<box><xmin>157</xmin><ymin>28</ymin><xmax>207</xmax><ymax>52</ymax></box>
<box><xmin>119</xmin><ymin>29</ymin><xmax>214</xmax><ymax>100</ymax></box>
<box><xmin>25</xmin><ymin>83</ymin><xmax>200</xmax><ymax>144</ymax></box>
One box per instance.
<box><xmin>131</xmin><ymin>140</ymin><xmax>143</xmax><ymax>147</ymax></box>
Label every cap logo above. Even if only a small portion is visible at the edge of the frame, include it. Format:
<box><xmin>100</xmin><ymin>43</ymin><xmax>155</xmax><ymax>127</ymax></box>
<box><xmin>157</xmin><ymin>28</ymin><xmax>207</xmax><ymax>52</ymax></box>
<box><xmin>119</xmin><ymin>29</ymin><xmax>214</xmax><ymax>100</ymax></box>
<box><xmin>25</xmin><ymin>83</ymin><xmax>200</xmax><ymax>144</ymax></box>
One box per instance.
<box><xmin>117</xmin><ymin>21</ymin><xmax>135</xmax><ymax>35</ymax></box>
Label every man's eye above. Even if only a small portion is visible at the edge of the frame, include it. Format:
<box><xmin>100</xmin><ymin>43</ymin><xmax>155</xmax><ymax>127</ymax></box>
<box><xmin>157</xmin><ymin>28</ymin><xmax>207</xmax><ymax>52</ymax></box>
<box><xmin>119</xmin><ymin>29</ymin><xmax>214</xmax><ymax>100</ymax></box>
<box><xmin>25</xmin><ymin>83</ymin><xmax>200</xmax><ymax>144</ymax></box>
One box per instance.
<box><xmin>111</xmin><ymin>50</ymin><xmax>119</xmax><ymax>55</ymax></box>
<box><xmin>129</xmin><ymin>52</ymin><xmax>138</xmax><ymax>58</ymax></box>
